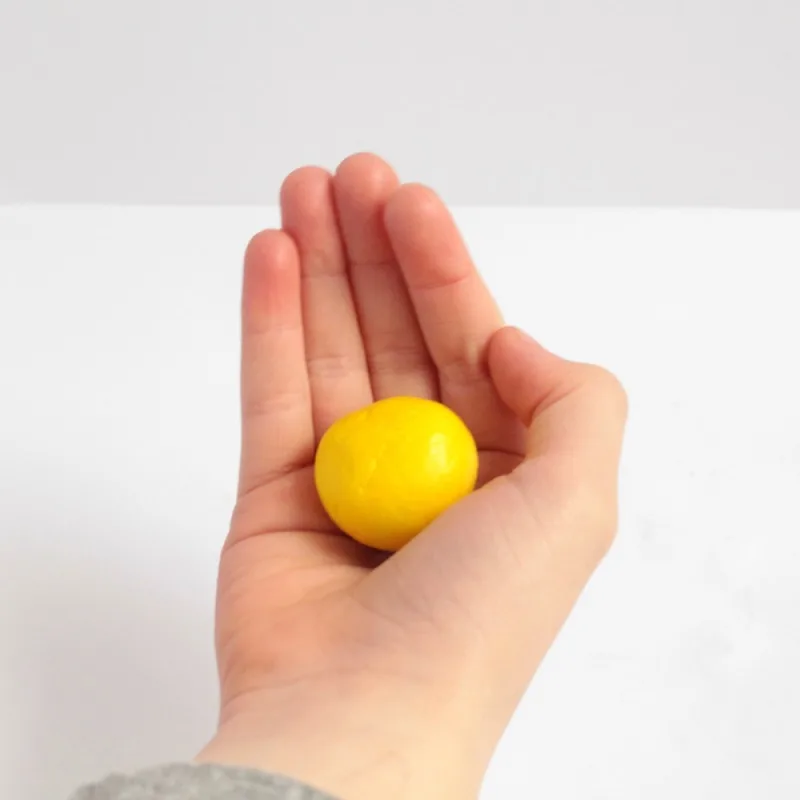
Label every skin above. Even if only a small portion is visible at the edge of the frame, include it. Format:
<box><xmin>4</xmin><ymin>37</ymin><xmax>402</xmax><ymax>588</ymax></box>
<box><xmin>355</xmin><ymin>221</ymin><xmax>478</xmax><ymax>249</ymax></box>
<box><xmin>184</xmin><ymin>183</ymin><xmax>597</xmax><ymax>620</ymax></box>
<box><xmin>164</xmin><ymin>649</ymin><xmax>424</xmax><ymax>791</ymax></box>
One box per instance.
<box><xmin>196</xmin><ymin>153</ymin><xmax>628</xmax><ymax>800</ymax></box>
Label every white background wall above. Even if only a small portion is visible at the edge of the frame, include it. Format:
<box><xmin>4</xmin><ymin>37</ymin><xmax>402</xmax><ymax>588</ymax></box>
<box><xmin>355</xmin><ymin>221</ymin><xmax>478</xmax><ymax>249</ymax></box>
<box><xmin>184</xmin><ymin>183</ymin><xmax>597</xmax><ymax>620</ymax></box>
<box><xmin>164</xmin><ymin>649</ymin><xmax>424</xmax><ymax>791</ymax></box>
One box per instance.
<box><xmin>1</xmin><ymin>0</ymin><xmax>799</xmax><ymax>205</ymax></box>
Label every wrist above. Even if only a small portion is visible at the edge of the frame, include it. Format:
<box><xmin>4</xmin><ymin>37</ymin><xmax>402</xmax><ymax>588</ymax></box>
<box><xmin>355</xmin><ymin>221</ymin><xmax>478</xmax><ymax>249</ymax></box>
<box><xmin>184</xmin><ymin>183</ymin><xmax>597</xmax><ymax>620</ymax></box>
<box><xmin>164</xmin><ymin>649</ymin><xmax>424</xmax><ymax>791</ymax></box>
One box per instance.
<box><xmin>196</xmin><ymin>670</ymin><xmax>485</xmax><ymax>800</ymax></box>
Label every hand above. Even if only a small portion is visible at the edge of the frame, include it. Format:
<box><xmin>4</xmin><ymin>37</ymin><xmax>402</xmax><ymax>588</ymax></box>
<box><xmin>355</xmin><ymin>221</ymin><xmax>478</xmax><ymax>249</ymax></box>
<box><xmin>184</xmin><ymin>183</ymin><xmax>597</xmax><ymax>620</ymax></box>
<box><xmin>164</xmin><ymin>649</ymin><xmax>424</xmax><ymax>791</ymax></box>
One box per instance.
<box><xmin>196</xmin><ymin>154</ymin><xmax>628</xmax><ymax>800</ymax></box>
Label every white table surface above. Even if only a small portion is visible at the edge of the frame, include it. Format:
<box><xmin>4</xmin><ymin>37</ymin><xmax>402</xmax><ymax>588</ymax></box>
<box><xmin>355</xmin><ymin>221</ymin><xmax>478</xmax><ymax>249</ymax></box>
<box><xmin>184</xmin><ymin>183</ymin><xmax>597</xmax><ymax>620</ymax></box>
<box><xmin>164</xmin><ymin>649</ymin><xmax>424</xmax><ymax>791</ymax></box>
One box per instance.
<box><xmin>1</xmin><ymin>207</ymin><xmax>799</xmax><ymax>799</ymax></box>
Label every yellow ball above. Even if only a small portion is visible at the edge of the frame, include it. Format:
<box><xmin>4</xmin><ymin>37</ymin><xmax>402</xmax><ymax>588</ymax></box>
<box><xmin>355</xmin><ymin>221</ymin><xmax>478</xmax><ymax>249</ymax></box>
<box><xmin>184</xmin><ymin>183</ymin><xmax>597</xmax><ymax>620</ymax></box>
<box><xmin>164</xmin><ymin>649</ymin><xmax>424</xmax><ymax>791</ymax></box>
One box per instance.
<box><xmin>314</xmin><ymin>396</ymin><xmax>479</xmax><ymax>551</ymax></box>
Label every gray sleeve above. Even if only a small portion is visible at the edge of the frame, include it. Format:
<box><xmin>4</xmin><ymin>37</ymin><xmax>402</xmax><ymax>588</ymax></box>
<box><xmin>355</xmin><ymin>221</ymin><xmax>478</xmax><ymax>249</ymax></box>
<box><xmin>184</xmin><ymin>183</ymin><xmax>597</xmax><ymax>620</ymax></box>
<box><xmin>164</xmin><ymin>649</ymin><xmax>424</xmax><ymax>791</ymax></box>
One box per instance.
<box><xmin>68</xmin><ymin>763</ymin><xmax>339</xmax><ymax>800</ymax></box>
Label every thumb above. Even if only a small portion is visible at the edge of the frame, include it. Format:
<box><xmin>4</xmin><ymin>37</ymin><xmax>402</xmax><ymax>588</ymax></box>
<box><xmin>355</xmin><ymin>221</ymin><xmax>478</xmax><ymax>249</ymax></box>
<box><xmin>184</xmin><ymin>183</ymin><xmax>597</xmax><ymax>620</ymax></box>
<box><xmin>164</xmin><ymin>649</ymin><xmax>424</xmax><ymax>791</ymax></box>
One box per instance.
<box><xmin>372</xmin><ymin>325</ymin><xmax>627</xmax><ymax>602</ymax></box>
<box><xmin>360</xmin><ymin>325</ymin><xmax>628</xmax><ymax>709</ymax></box>
<box><xmin>489</xmin><ymin>325</ymin><xmax>627</xmax><ymax>492</ymax></box>
<box><xmin>487</xmin><ymin>325</ymin><xmax>628</xmax><ymax>564</ymax></box>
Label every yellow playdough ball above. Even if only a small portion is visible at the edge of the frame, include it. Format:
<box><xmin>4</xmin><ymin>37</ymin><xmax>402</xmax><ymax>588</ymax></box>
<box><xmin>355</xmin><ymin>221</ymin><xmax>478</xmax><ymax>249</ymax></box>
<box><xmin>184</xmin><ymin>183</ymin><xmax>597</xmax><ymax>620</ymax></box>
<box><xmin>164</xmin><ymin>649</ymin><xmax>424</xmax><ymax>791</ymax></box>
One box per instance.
<box><xmin>314</xmin><ymin>396</ymin><xmax>479</xmax><ymax>551</ymax></box>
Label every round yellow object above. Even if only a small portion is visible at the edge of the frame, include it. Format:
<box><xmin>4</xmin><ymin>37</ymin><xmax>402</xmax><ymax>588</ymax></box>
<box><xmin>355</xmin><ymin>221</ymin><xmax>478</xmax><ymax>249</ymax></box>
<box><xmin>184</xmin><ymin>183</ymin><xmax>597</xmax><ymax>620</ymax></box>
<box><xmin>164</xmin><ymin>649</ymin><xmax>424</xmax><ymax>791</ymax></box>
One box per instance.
<box><xmin>314</xmin><ymin>396</ymin><xmax>479</xmax><ymax>551</ymax></box>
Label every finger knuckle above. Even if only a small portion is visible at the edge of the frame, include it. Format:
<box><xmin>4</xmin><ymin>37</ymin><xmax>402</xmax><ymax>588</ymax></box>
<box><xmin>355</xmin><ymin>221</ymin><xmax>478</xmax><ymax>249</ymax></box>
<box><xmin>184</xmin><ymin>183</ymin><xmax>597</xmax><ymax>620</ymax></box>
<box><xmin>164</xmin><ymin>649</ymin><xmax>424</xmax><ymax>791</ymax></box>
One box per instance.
<box><xmin>366</xmin><ymin>342</ymin><xmax>433</xmax><ymax>378</ymax></box>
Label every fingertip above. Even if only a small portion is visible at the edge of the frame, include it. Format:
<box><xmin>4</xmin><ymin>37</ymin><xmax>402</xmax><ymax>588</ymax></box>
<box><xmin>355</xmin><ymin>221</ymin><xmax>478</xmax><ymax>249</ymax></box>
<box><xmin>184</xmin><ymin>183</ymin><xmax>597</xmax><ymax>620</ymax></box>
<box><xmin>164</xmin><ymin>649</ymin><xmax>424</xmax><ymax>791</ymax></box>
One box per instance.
<box><xmin>335</xmin><ymin>152</ymin><xmax>399</xmax><ymax>200</ymax></box>
<box><xmin>384</xmin><ymin>183</ymin><xmax>477</xmax><ymax>296</ymax></box>
<box><xmin>280</xmin><ymin>164</ymin><xmax>332</xmax><ymax>194</ymax></box>
<box><xmin>242</xmin><ymin>229</ymin><xmax>301</xmax><ymax>329</ymax></box>
<box><xmin>279</xmin><ymin>166</ymin><xmax>334</xmax><ymax>222</ymax></box>
<box><xmin>245</xmin><ymin>229</ymin><xmax>297</xmax><ymax>270</ymax></box>
<box><xmin>487</xmin><ymin>327</ymin><xmax>554</xmax><ymax>425</ymax></box>
<box><xmin>489</xmin><ymin>325</ymin><xmax>536</xmax><ymax>353</ymax></box>
<box><xmin>383</xmin><ymin>182</ymin><xmax>446</xmax><ymax>234</ymax></box>
<box><xmin>488</xmin><ymin>326</ymin><xmax>553</xmax><ymax>372</ymax></box>
<box><xmin>333</xmin><ymin>154</ymin><xmax>399</xmax><ymax>264</ymax></box>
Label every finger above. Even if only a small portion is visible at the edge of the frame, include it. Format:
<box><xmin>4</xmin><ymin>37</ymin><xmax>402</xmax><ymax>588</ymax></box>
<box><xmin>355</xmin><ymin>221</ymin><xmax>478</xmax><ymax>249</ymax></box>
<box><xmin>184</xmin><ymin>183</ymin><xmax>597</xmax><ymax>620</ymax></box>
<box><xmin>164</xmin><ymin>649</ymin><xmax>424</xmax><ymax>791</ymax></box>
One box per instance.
<box><xmin>487</xmin><ymin>326</ymin><xmax>628</xmax><ymax>553</ymax></box>
<box><xmin>333</xmin><ymin>154</ymin><xmax>437</xmax><ymax>399</ymax></box>
<box><xmin>383</xmin><ymin>184</ymin><xmax>522</xmax><ymax>452</ymax></box>
<box><xmin>489</xmin><ymin>326</ymin><xmax>628</xmax><ymax>479</ymax></box>
<box><xmin>280</xmin><ymin>167</ymin><xmax>372</xmax><ymax>438</ymax></box>
<box><xmin>239</xmin><ymin>230</ymin><xmax>314</xmax><ymax>497</ymax></box>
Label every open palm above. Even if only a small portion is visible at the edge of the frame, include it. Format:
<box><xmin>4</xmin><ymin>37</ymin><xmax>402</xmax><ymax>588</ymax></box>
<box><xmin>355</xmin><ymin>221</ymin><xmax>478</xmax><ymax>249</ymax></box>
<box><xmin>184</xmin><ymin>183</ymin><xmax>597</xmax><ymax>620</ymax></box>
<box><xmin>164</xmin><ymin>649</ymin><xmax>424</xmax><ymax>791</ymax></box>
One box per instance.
<box><xmin>206</xmin><ymin>155</ymin><xmax>626</xmax><ymax>798</ymax></box>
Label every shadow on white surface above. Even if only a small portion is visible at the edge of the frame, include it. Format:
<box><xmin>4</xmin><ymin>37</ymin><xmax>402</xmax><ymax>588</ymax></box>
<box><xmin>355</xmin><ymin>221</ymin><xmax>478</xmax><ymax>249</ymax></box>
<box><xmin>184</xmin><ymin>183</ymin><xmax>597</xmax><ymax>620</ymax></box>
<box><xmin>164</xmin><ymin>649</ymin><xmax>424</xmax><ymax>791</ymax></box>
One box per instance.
<box><xmin>1</xmin><ymin>450</ymin><xmax>225</xmax><ymax>798</ymax></box>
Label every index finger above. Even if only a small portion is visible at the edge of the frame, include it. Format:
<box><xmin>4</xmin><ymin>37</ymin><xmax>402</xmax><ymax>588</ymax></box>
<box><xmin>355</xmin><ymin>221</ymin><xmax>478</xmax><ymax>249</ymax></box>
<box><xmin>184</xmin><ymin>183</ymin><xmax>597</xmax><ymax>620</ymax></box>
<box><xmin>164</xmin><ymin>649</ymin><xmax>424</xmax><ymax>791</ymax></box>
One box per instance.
<box><xmin>383</xmin><ymin>184</ymin><xmax>523</xmax><ymax>454</ymax></box>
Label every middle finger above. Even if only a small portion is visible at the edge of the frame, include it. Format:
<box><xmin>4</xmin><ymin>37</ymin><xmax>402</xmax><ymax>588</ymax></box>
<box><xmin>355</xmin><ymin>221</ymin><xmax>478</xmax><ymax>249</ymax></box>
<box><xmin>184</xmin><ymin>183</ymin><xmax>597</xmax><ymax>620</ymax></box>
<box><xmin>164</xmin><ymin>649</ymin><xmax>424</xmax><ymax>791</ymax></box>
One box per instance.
<box><xmin>334</xmin><ymin>153</ymin><xmax>438</xmax><ymax>400</ymax></box>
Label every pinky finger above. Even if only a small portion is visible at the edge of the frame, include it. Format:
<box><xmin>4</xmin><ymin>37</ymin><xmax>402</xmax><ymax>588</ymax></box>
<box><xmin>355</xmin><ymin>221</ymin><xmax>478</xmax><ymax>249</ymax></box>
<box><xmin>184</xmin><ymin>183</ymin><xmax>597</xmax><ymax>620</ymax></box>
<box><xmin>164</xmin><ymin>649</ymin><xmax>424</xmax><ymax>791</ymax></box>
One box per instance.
<box><xmin>239</xmin><ymin>230</ymin><xmax>315</xmax><ymax>497</ymax></box>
